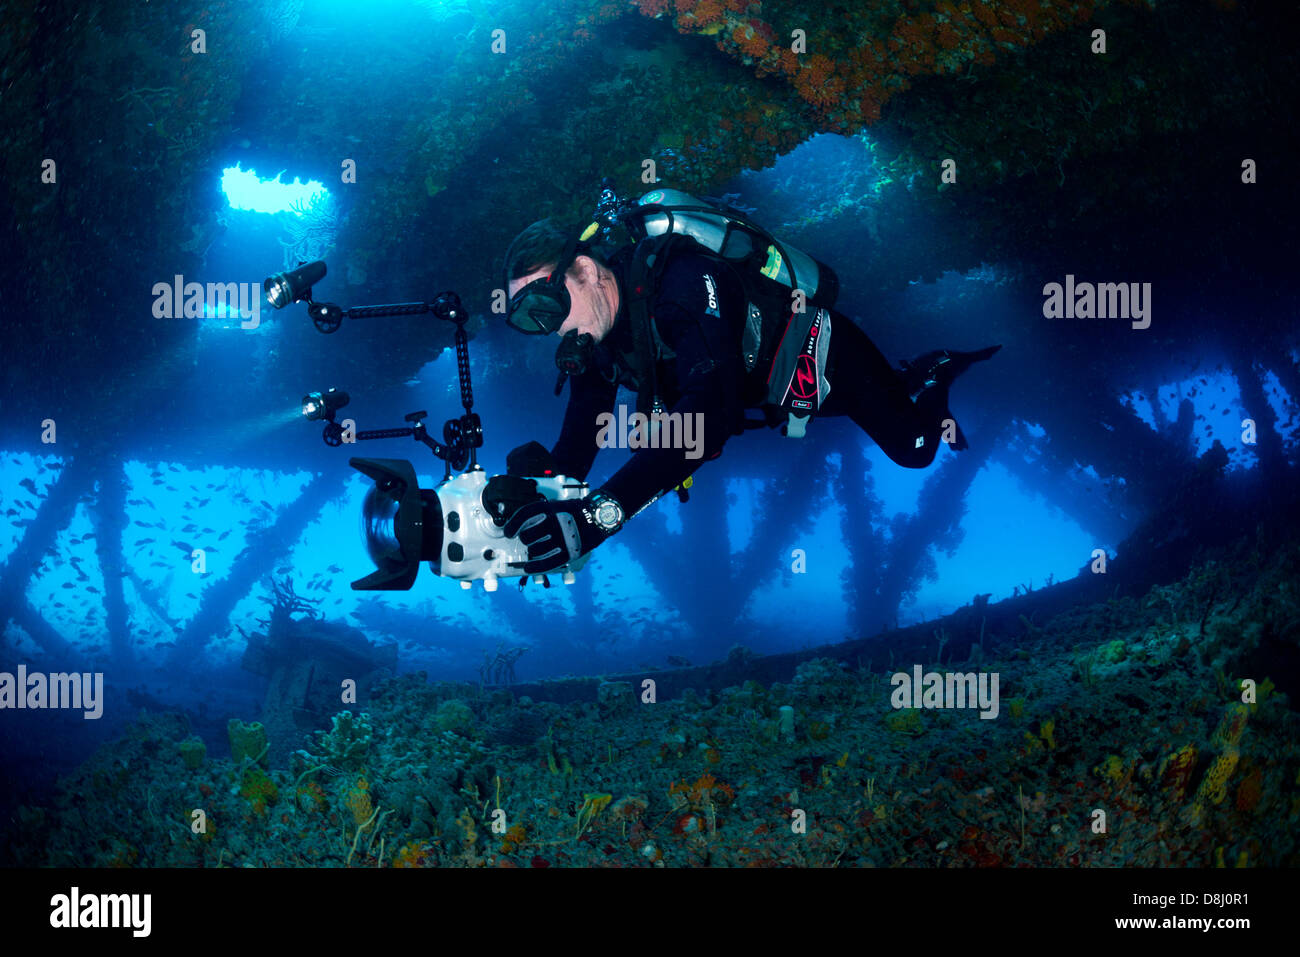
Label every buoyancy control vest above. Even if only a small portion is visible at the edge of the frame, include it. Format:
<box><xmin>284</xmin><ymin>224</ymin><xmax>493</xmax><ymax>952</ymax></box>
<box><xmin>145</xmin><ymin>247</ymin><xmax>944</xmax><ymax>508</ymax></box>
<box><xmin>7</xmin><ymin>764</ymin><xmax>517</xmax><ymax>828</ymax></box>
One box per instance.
<box><xmin>593</xmin><ymin>188</ymin><xmax>840</xmax><ymax>437</ymax></box>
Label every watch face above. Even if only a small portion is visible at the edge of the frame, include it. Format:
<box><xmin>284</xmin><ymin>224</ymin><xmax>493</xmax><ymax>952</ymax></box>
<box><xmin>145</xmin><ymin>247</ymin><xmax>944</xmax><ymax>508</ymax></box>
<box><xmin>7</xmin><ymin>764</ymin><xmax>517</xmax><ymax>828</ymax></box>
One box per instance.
<box><xmin>592</xmin><ymin>497</ymin><xmax>622</xmax><ymax>529</ymax></box>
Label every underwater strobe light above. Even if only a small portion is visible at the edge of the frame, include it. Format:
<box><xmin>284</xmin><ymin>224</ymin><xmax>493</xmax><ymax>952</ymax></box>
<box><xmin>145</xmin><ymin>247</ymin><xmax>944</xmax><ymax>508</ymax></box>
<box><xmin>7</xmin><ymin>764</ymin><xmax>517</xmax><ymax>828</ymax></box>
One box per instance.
<box><xmin>302</xmin><ymin>388</ymin><xmax>350</xmax><ymax>446</ymax></box>
<box><xmin>350</xmin><ymin>457</ymin><xmax>592</xmax><ymax>592</ymax></box>
<box><xmin>265</xmin><ymin>260</ymin><xmax>327</xmax><ymax>310</ymax></box>
<box><xmin>301</xmin><ymin>388</ymin><xmax>350</xmax><ymax>421</ymax></box>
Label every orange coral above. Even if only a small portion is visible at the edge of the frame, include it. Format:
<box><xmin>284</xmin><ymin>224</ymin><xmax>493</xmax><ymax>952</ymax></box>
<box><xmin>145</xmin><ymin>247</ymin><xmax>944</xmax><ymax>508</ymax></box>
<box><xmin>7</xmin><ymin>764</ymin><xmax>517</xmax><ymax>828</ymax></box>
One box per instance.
<box><xmin>635</xmin><ymin>0</ymin><xmax>671</xmax><ymax>17</ymax></box>
<box><xmin>972</xmin><ymin>2</ymin><xmax>1000</xmax><ymax>28</ymax></box>
<box><xmin>1234</xmin><ymin>766</ymin><xmax>1263</xmax><ymax>813</ymax></box>
<box><xmin>801</xmin><ymin>52</ymin><xmax>833</xmax><ymax>89</ymax></box>
<box><xmin>1211</xmin><ymin>704</ymin><xmax>1249</xmax><ymax>750</ymax></box>
<box><xmin>1159</xmin><ymin>744</ymin><xmax>1198</xmax><ymax>803</ymax></box>
<box><xmin>499</xmin><ymin>823</ymin><xmax>528</xmax><ymax>853</ymax></box>
<box><xmin>728</xmin><ymin>23</ymin><xmax>768</xmax><ymax>59</ymax></box>
<box><xmin>343</xmin><ymin>776</ymin><xmax>373</xmax><ymax>827</ymax></box>
<box><xmin>642</xmin><ymin>0</ymin><xmax>1103</xmax><ymax>132</ymax></box>
<box><xmin>683</xmin><ymin>0</ymin><xmax>724</xmax><ymax>27</ymax></box>
<box><xmin>936</xmin><ymin>23</ymin><xmax>961</xmax><ymax>49</ymax></box>
<box><xmin>393</xmin><ymin>841</ymin><xmax>431</xmax><ymax>867</ymax></box>
<box><xmin>670</xmin><ymin>773</ymin><xmax>735</xmax><ymax>810</ymax></box>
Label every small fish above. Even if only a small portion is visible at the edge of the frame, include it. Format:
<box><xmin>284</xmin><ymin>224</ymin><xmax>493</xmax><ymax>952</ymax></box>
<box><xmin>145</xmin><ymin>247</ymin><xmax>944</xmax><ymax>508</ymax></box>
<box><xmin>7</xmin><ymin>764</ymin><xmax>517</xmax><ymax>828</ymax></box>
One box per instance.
<box><xmin>328</xmin><ymin>564</ymin><xmax>343</xmax><ymax>574</ymax></box>
<box><xmin>19</xmin><ymin>477</ymin><xmax>39</xmax><ymax>495</ymax></box>
<box><xmin>173</xmin><ymin>541</ymin><xmax>194</xmax><ymax>552</ymax></box>
<box><xmin>218</xmin><ymin>530</ymin><xmax>231</xmax><ymax>540</ymax></box>
<box><xmin>260</xmin><ymin>500</ymin><xmax>273</xmax><ymax>510</ymax></box>
<box><xmin>136</xmin><ymin>538</ymin><xmax>156</xmax><ymax>546</ymax></box>
<box><xmin>87</xmin><ymin>586</ymin><xmax>100</xmax><ymax>594</ymax></box>
<box><xmin>61</xmin><ymin>582</ymin><xmax>74</xmax><ymax>589</ymax></box>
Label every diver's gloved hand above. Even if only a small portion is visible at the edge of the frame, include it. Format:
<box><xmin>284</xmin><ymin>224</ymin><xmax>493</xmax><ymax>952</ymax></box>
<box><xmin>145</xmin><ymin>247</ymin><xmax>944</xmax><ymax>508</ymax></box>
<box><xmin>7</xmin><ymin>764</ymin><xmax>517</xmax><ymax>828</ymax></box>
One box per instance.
<box><xmin>506</xmin><ymin>441</ymin><xmax>559</xmax><ymax>478</ymax></box>
<box><xmin>503</xmin><ymin>499</ymin><xmax>611</xmax><ymax>574</ymax></box>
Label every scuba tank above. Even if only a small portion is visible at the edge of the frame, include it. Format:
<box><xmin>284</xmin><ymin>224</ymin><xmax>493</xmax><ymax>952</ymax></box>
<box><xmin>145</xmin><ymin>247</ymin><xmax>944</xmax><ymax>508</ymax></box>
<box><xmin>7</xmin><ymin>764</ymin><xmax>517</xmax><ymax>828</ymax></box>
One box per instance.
<box><xmin>582</xmin><ymin>183</ymin><xmax>838</xmax><ymax>438</ymax></box>
<box><xmin>630</xmin><ymin>187</ymin><xmax>839</xmax><ymax>310</ymax></box>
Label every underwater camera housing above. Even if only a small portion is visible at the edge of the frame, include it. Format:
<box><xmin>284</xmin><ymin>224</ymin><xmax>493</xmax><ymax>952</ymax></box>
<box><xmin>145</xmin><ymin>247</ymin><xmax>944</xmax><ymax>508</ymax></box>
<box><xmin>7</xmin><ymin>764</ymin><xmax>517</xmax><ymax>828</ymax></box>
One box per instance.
<box><xmin>351</xmin><ymin>458</ymin><xmax>592</xmax><ymax>591</ymax></box>
<box><xmin>273</xmin><ymin>266</ymin><xmax>596</xmax><ymax>591</ymax></box>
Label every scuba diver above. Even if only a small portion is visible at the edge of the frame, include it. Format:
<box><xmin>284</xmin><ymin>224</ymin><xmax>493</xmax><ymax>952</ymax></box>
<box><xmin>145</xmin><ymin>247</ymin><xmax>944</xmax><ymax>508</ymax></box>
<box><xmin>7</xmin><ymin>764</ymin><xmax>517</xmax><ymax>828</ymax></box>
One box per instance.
<box><xmin>500</xmin><ymin>189</ymin><xmax>1000</xmax><ymax>575</ymax></box>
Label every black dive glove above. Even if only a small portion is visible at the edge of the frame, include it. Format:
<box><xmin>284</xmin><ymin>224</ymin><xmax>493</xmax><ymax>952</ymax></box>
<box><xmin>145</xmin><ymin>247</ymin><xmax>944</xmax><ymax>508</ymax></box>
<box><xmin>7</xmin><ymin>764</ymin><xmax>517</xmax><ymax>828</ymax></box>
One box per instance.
<box><xmin>503</xmin><ymin>493</ymin><xmax>622</xmax><ymax>574</ymax></box>
<box><xmin>506</xmin><ymin>441</ymin><xmax>559</xmax><ymax>478</ymax></box>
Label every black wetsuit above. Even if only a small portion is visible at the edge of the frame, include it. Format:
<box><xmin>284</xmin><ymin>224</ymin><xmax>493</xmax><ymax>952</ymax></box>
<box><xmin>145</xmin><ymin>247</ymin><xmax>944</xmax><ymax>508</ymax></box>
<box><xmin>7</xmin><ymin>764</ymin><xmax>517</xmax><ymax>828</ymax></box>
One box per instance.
<box><xmin>550</xmin><ymin>248</ymin><xmax>956</xmax><ymax>518</ymax></box>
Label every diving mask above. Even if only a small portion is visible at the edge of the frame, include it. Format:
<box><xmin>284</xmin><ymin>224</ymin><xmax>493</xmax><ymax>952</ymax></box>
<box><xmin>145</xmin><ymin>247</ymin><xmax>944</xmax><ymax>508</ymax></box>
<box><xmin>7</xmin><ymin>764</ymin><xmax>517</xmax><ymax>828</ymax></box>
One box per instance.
<box><xmin>507</xmin><ymin>277</ymin><xmax>571</xmax><ymax>335</ymax></box>
<box><xmin>506</xmin><ymin>234</ymin><xmax>583</xmax><ymax>335</ymax></box>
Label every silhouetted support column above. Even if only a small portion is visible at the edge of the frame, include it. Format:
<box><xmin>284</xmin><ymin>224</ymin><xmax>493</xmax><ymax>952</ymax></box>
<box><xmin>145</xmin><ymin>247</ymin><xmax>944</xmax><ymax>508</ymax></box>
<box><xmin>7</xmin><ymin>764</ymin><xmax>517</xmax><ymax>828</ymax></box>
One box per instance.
<box><xmin>1171</xmin><ymin>396</ymin><xmax>1195</xmax><ymax>453</ymax></box>
<box><xmin>1034</xmin><ymin>393</ymin><xmax>1194</xmax><ymax>510</ymax></box>
<box><xmin>991</xmin><ymin>447</ymin><xmax>1131</xmax><ymax>545</ymax></box>
<box><xmin>168</xmin><ymin>471</ymin><xmax>349</xmax><ymax>666</ymax></box>
<box><xmin>1229</xmin><ymin>350</ymin><xmax>1284</xmax><ymax>474</ymax></box>
<box><xmin>490</xmin><ymin>568</ymin><xmax>588</xmax><ymax>657</ymax></box>
<box><xmin>0</xmin><ymin>456</ymin><xmax>94</xmax><ymax>663</ymax></box>
<box><xmin>875</xmin><ymin>423</ymin><xmax>1005</xmax><ymax>626</ymax></box>
<box><xmin>624</xmin><ymin>476</ymin><xmax>733</xmax><ymax>636</ymax></box>
<box><xmin>729</xmin><ymin>435</ymin><xmax>835</xmax><ymax>609</ymax></box>
<box><xmin>1146</xmin><ymin>379</ymin><xmax>1169</xmax><ymax>432</ymax></box>
<box><xmin>93</xmin><ymin>454</ymin><xmax>132</xmax><ymax>667</ymax></box>
<box><xmin>624</xmin><ymin>436</ymin><xmax>832</xmax><ymax>650</ymax></box>
<box><xmin>837</xmin><ymin>438</ymin><xmax>888</xmax><ymax>634</ymax></box>
<box><xmin>568</xmin><ymin>553</ymin><xmax>596</xmax><ymax>637</ymax></box>
<box><xmin>1268</xmin><ymin>353</ymin><xmax>1300</xmax><ymax>438</ymax></box>
<box><xmin>6</xmin><ymin>598</ymin><xmax>76</xmax><ymax>665</ymax></box>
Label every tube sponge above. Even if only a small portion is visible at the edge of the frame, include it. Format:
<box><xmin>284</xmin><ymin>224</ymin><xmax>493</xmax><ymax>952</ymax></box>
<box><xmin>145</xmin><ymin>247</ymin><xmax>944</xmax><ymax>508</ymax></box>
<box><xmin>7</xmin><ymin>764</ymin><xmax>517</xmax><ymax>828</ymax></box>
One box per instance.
<box><xmin>778</xmin><ymin>705</ymin><xmax>795</xmax><ymax>743</ymax></box>
<box><xmin>228</xmin><ymin>719</ymin><xmax>268</xmax><ymax>765</ymax></box>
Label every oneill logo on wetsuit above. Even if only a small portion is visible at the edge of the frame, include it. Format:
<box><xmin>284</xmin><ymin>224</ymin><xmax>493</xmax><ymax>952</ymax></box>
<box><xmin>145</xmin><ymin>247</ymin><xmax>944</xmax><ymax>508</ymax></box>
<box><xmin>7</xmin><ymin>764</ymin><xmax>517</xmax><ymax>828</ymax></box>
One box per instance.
<box><xmin>703</xmin><ymin>274</ymin><xmax>719</xmax><ymax>317</ymax></box>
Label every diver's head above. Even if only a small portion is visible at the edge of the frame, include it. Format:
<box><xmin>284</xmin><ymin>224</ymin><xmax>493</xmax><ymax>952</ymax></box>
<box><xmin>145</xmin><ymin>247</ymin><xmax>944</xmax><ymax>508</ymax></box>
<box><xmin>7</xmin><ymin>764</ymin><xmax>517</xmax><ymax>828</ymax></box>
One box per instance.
<box><xmin>504</xmin><ymin>218</ymin><xmax>620</xmax><ymax>343</ymax></box>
